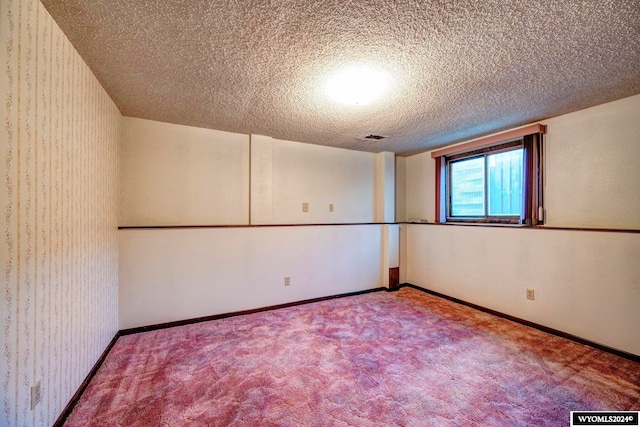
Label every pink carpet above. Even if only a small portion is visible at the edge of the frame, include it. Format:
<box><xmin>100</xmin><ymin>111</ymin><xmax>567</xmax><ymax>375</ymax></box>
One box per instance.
<box><xmin>65</xmin><ymin>288</ymin><xmax>640</xmax><ymax>426</ymax></box>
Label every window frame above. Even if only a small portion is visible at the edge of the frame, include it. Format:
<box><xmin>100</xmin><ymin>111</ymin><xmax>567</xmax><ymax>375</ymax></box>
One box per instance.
<box><xmin>432</xmin><ymin>124</ymin><xmax>545</xmax><ymax>226</ymax></box>
<box><xmin>446</xmin><ymin>140</ymin><xmax>524</xmax><ymax>224</ymax></box>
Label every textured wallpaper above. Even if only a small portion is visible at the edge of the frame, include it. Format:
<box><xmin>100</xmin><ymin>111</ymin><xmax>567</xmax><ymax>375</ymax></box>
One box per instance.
<box><xmin>0</xmin><ymin>0</ymin><xmax>121</xmax><ymax>426</ymax></box>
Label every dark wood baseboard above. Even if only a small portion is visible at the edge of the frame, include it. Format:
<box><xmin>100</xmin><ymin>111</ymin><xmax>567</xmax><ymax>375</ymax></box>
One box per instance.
<box><xmin>388</xmin><ymin>267</ymin><xmax>400</xmax><ymax>291</ymax></box>
<box><xmin>120</xmin><ymin>287</ymin><xmax>387</xmax><ymax>335</ymax></box>
<box><xmin>53</xmin><ymin>332</ymin><xmax>120</xmax><ymax>427</ymax></box>
<box><xmin>401</xmin><ymin>283</ymin><xmax>640</xmax><ymax>363</ymax></box>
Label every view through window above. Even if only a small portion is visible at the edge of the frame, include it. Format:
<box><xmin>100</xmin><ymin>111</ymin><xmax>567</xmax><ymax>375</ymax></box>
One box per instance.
<box><xmin>448</xmin><ymin>146</ymin><xmax>523</xmax><ymax>221</ymax></box>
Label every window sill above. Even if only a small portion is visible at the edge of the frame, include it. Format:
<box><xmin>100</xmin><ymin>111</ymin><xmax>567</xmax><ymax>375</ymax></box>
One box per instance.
<box><xmin>443</xmin><ymin>222</ymin><xmax>527</xmax><ymax>228</ymax></box>
<box><xmin>402</xmin><ymin>222</ymin><xmax>640</xmax><ymax>234</ymax></box>
<box><xmin>403</xmin><ymin>221</ymin><xmax>529</xmax><ymax>228</ymax></box>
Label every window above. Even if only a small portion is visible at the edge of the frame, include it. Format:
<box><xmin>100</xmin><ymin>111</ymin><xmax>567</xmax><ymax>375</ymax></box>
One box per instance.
<box><xmin>432</xmin><ymin>124</ymin><xmax>545</xmax><ymax>226</ymax></box>
<box><xmin>447</xmin><ymin>142</ymin><xmax>523</xmax><ymax>223</ymax></box>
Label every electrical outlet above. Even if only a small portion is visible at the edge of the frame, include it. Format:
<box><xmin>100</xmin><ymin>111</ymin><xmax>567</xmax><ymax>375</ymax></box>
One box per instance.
<box><xmin>302</xmin><ymin>202</ymin><xmax>309</xmax><ymax>213</ymax></box>
<box><xmin>526</xmin><ymin>289</ymin><xmax>535</xmax><ymax>301</ymax></box>
<box><xmin>284</xmin><ymin>276</ymin><xmax>290</xmax><ymax>286</ymax></box>
<box><xmin>329</xmin><ymin>204</ymin><xmax>334</xmax><ymax>212</ymax></box>
<box><xmin>31</xmin><ymin>379</ymin><xmax>41</xmax><ymax>410</ymax></box>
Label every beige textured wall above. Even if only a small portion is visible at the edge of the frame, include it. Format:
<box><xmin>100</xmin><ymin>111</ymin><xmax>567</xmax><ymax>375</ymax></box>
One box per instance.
<box><xmin>0</xmin><ymin>0</ymin><xmax>121</xmax><ymax>426</ymax></box>
<box><xmin>403</xmin><ymin>94</ymin><xmax>640</xmax><ymax>356</ymax></box>
<box><xmin>119</xmin><ymin>225</ymin><xmax>385</xmax><ymax>329</ymax></box>
<box><xmin>405</xmin><ymin>151</ymin><xmax>433</xmax><ymax>222</ymax></box>
<box><xmin>119</xmin><ymin>130</ymin><xmax>398</xmax><ymax>329</ymax></box>
<box><xmin>250</xmin><ymin>134</ymin><xmax>376</xmax><ymax>224</ymax></box>
<box><xmin>121</xmin><ymin>117</ymin><xmax>250</xmax><ymax>226</ymax></box>
<box><xmin>406</xmin><ymin>225</ymin><xmax>640</xmax><ymax>355</ymax></box>
<box><xmin>544</xmin><ymin>94</ymin><xmax>640</xmax><ymax>229</ymax></box>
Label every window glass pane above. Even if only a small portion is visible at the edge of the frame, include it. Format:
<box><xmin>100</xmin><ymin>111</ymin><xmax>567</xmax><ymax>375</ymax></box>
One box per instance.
<box><xmin>450</xmin><ymin>157</ymin><xmax>484</xmax><ymax>216</ymax></box>
<box><xmin>487</xmin><ymin>149</ymin><xmax>523</xmax><ymax>216</ymax></box>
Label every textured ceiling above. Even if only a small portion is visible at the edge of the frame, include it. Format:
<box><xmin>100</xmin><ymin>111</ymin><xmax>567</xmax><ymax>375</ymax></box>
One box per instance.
<box><xmin>41</xmin><ymin>0</ymin><xmax>640</xmax><ymax>155</ymax></box>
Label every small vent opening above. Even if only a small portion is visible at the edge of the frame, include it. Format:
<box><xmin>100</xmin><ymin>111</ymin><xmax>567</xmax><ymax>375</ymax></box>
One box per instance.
<box><xmin>358</xmin><ymin>134</ymin><xmax>388</xmax><ymax>141</ymax></box>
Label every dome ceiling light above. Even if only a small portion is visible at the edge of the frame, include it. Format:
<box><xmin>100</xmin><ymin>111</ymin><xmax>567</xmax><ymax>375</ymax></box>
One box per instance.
<box><xmin>324</xmin><ymin>66</ymin><xmax>391</xmax><ymax>106</ymax></box>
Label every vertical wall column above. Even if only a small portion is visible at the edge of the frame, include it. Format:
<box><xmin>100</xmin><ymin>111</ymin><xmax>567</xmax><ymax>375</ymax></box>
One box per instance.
<box><xmin>374</xmin><ymin>152</ymin><xmax>398</xmax><ymax>288</ymax></box>
<box><xmin>399</xmin><ymin>224</ymin><xmax>408</xmax><ymax>284</ymax></box>
<box><xmin>375</xmin><ymin>152</ymin><xmax>395</xmax><ymax>223</ymax></box>
<box><xmin>380</xmin><ymin>224</ymin><xmax>400</xmax><ymax>288</ymax></box>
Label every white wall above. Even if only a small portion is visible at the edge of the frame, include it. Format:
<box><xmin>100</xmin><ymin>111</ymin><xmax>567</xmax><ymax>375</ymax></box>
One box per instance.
<box><xmin>119</xmin><ymin>226</ymin><xmax>384</xmax><ymax>329</ymax></box>
<box><xmin>0</xmin><ymin>1</ymin><xmax>121</xmax><ymax>425</ymax></box>
<box><xmin>119</xmin><ymin>126</ymin><xmax>398</xmax><ymax>328</ymax></box>
<box><xmin>250</xmin><ymin>135</ymin><xmax>375</xmax><ymax>224</ymax></box>
<box><xmin>403</xmin><ymin>94</ymin><xmax>640</xmax><ymax>356</ymax></box>
<box><xmin>405</xmin><ymin>151</ymin><xmax>433</xmax><ymax>222</ymax></box>
<box><xmin>544</xmin><ymin>94</ymin><xmax>640</xmax><ymax>229</ymax></box>
<box><xmin>121</xmin><ymin>117</ymin><xmax>249</xmax><ymax>226</ymax></box>
<box><xmin>406</xmin><ymin>225</ymin><xmax>640</xmax><ymax>355</ymax></box>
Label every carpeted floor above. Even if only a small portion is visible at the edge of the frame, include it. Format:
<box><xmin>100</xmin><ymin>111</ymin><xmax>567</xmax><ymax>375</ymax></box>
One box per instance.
<box><xmin>64</xmin><ymin>287</ymin><xmax>640</xmax><ymax>426</ymax></box>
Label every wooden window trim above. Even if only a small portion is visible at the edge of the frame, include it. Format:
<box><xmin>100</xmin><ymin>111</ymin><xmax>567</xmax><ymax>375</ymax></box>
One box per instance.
<box><xmin>431</xmin><ymin>124</ymin><xmax>546</xmax><ymax>159</ymax></box>
<box><xmin>434</xmin><ymin>125</ymin><xmax>545</xmax><ymax>225</ymax></box>
<box><xmin>446</xmin><ymin>140</ymin><xmax>522</xmax><ymax>161</ymax></box>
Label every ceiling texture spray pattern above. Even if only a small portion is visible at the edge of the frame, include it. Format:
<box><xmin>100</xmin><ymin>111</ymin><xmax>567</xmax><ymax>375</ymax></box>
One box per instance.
<box><xmin>42</xmin><ymin>0</ymin><xmax>640</xmax><ymax>154</ymax></box>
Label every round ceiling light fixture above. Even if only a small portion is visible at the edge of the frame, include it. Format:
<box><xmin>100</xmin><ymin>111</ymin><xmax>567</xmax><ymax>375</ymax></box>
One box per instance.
<box><xmin>324</xmin><ymin>65</ymin><xmax>391</xmax><ymax>106</ymax></box>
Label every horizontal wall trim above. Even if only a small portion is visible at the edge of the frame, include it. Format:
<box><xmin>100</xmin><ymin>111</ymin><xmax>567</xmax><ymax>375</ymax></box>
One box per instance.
<box><xmin>53</xmin><ymin>333</ymin><xmax>121</xmax><ymax>427</ymax></box>
<box><xmin>430</xmin><ymin>123</ymin><xmax>546</xmax><ymax>158</ymax></box>
<box><xmin>401</xmin><ymin>222</ymin><xmax>640</xmax><ymax>234</ymax></box>
<box><xmin>402</xmin><ymin>283</ymin><xmax>640</xmax><ymax>363</ymax></box>
<box><xmin>533</xmin><ymin>225</ymin><xmax>640</xmax><ymax>234</ymax></box>
<box><xmin>119</xmin><ymin>223</ymin><xmax>397</xmax><ymax>230</ymax></box>
<box><xmin>120</xmin><ymin>287</ymin><xmax>387</xmax><ymax>335</ymax></box>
